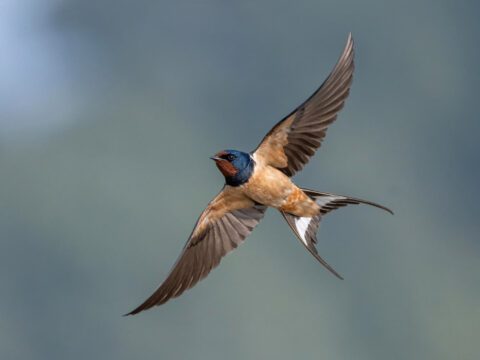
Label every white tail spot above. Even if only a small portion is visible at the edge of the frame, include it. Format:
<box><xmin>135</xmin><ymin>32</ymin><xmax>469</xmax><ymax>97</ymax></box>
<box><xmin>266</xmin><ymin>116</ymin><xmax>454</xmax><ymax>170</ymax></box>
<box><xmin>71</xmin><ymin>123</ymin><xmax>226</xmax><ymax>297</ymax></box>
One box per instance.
<box><xmin>294</xmin><ymin>217</ymin><xmax>312</xmax><ymax>246</ymax></box>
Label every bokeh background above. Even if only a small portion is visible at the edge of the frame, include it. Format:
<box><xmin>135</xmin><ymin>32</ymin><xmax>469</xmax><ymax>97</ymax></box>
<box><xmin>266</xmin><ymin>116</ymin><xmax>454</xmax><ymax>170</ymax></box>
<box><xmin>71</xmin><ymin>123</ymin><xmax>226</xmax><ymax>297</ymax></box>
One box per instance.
<box><xmin>1</xmin><ymin>1</ymin><xmax>479</xmax><ymax>359</ymax></box>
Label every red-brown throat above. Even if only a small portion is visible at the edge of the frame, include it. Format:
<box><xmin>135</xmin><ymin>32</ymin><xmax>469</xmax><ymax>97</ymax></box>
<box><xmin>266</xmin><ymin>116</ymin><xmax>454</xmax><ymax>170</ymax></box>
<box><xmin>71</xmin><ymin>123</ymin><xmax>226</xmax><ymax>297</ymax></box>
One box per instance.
<box><xmin>211</xmin><ymin>151</ymin><xmax>238</xmax><ymax>177</ymax></box>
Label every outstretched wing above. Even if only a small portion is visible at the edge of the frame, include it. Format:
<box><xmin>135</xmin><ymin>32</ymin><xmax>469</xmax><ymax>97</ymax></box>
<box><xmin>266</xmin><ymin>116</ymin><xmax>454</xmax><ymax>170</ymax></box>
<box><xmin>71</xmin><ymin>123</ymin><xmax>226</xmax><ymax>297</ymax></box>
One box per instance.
<box><xmin>127</xmin><ymin>187</ymin><xmax>266</xmax><ymax>315</ymax></box>
<box><xmin>254</xmin><ymin>34</ymin><xmax>355</xmax><ymax>177</ymax></box>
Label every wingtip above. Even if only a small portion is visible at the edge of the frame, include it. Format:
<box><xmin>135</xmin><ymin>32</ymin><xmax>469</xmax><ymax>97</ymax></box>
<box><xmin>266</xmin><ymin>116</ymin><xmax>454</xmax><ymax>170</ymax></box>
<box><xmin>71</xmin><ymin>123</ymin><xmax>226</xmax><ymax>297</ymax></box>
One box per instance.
<box><xmin>341</xmin><ymin>32</ymin><xmax>354</xmax><ymax>62</ymax></box>
<box><xmin>123</xmin><ymin>305</ymin><xmax>144</xmax><ymax>317</ymax></box>
<box><xmin>123</xmin><ymin>310</ymin><xmax>136</xmax><ymax>317</ymax></box>
<box><xmin>347</xmin><ymin>32</ymin><xmax>354</xmax><ymax>46</ymax></box>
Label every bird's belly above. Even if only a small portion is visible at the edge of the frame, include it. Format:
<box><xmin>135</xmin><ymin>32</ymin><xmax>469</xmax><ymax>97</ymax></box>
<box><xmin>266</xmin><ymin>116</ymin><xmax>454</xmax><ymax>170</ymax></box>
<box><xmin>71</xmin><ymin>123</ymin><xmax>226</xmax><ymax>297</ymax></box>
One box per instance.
<box><xmin>241</xmin><ymin>165</ymin><xmax>291</xmax><ymax>207</ymax></box>
<box><xmin>242</xmin><ymin>165</ymin><xmax>319</xmax><ymax>217</ymax></box>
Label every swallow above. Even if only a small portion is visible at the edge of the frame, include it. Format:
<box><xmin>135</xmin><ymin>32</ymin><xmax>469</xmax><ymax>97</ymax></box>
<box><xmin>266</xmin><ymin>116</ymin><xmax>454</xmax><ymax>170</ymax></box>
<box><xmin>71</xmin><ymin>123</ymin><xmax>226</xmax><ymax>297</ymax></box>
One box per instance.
<box><xmin>127</xmin><ymin>33</ymin><xmax>392</xmax><ymax>315</ymax></box>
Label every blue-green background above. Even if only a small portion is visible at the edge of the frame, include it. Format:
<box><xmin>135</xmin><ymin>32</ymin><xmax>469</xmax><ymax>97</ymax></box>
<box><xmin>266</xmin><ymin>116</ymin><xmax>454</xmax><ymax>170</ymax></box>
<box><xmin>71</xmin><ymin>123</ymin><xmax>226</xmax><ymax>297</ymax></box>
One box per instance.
<box><xmin>1</xmin><ymin>1</ymin><xmax>479</xmax><ymax>359</ymax></box>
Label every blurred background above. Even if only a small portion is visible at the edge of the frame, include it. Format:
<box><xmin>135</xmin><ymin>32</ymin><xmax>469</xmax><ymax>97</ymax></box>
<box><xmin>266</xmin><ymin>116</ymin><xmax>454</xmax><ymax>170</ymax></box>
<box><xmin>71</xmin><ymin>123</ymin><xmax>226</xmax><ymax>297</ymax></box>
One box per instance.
<box><xmin>1</xmin><ymin>0</ymin><xmax>479</xmax><ymax>359</ymax></box>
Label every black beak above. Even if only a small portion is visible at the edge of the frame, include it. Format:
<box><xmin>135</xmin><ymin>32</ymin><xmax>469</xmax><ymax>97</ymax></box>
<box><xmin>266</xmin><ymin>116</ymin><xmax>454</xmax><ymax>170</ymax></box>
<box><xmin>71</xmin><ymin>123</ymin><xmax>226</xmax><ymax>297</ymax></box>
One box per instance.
<box><xmin>210</xmin><ymin>156</ymin><xmax>223</xmax><ymax>161</ymax></box>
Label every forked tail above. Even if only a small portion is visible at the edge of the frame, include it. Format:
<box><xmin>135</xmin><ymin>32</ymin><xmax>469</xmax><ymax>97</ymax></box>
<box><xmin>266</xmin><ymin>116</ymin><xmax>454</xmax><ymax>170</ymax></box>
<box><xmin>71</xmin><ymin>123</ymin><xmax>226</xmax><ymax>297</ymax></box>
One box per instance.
<box><xmin>281</xmin><ymin>188</ymin><xmax>393</xmax><ymax>279</ymax></box>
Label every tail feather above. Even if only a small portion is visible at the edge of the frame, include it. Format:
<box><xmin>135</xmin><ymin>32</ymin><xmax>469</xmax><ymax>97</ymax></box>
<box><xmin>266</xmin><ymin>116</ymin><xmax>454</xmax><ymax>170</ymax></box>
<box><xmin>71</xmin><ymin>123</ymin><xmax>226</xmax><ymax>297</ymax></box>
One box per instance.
<box><xmin>281</xmin><ymin>211</ymin><xmax>344</xmax><ymax>280</ymax></box>
<box><xmin>302</xmin><ymin>188</ymin><xmax>393</xmax><ymax>215</ymax></box>
<box><xmin>281</xmin><ymin>189</ymin><xmax>392</xmax><ymax>279</ymax></box>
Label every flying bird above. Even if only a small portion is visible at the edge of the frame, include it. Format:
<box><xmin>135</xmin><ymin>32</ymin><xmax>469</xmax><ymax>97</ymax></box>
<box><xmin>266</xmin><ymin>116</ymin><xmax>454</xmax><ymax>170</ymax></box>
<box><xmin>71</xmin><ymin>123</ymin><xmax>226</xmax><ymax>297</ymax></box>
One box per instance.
<box><xmin>127</xmin><ymin>34</ymin><xmax>392</xmax><ymax>315</ymax></box>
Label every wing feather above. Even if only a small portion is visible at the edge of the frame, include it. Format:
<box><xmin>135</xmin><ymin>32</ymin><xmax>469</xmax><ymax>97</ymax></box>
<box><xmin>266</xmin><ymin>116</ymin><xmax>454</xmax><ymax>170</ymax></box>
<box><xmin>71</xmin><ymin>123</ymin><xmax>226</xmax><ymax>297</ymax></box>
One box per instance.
<box><xmin>254</xmin><ymin>34</ymin><xmax>355</xmax><ymax>176</ymax></box>
<box><xmin>127</xmin><ymin>188</ymin><xmax>266</xmax><ymax>315</ymax></box>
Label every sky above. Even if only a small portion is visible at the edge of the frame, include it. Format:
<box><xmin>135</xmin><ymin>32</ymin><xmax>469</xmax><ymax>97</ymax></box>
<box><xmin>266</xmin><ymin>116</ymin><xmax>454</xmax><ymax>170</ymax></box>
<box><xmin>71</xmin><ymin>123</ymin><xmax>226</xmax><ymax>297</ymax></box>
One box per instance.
<box><xmin>1</xmin><ymin>1</ymin><xmax>479</xmax><ymax>359</ymax></box>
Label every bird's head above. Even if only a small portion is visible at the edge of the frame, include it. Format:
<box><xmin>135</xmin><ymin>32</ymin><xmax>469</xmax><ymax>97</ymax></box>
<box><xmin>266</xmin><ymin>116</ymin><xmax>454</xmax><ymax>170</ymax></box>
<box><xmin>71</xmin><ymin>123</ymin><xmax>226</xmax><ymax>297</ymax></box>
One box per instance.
<box><xmin>210</xmin><ymin>149</ymin><xmax>254</xmax><ymax>186</ymax></box>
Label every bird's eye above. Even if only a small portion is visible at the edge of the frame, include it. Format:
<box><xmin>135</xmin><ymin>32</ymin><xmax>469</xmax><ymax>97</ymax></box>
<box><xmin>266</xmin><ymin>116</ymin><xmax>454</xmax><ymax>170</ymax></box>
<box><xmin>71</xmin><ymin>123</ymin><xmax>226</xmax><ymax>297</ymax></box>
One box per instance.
<box><xmin>227</xmin><ymin>154</ymin><xmax>235</xmax><ymax>161</ymax></box>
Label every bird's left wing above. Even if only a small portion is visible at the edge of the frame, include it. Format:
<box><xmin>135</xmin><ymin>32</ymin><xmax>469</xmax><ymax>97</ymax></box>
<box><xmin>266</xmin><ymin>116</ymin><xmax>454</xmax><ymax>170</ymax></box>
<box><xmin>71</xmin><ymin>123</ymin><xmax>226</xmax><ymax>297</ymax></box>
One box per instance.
<box><xmin>253</xmin><ymin>34</ymin><xmax>354</xmax><ymax>177</ymax></box>
<box><xmin>127</xmin><ymin>187</ymin><xmax>266</xmax><ymax>315</ymax></box>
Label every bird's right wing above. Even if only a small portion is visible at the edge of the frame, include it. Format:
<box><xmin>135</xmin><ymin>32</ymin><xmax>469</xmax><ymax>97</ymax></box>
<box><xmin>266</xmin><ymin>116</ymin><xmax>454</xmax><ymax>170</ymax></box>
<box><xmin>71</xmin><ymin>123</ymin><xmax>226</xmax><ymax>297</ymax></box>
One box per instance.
<box><xmin>253</xmin><ymin>34</ymin><xmax>354</xmax><ymax>176</ymax></box>
<box><xmin>127</xmin><ymin>187</ymin><xmax>266</xmax><ymax>315</ymax></box>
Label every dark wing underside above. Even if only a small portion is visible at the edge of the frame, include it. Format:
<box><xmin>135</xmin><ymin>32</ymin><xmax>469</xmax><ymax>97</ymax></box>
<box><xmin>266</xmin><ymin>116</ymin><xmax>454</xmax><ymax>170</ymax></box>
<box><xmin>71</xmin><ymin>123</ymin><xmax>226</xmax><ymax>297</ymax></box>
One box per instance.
<box><xmin>127</xmin><ymin>191</ymin><xmax>266</xmax><ymax>315</ymax></box>
<box><xmin>254</xmin><ymin>34</ymin><xmax>355</xmax><ymax>177</ymax></box>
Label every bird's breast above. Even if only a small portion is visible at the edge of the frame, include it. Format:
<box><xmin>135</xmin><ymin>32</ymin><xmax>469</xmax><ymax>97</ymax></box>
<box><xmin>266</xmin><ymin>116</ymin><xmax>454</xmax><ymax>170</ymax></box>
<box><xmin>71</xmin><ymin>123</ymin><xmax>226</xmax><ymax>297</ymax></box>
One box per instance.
<box><xmin>241</xmin><ymin>164</ymin><xmax>318</xmax><ymax>217</ymax></box>
<box><xmin>242</xmin><ymin>165</ymin><xmax>296</xmax><ymax>208</ymax></box>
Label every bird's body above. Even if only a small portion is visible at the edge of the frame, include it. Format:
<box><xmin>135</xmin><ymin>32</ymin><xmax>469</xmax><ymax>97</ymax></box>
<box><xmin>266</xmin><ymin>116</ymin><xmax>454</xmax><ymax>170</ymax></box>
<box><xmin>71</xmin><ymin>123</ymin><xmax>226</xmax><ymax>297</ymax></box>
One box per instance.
<box><xmin>189</xmin><ymin>156</ymin><xmax>315</xmax><ymax>242</ymax></box>
<box><xmin>244</xmin><ymin>155</ymin><xmax>318</xmax><ymax>217</ymax></box>
<box><xmin>127</xmin><ymin>34</ymin><xmax>392</xmax><ymax>315</ymax></box>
